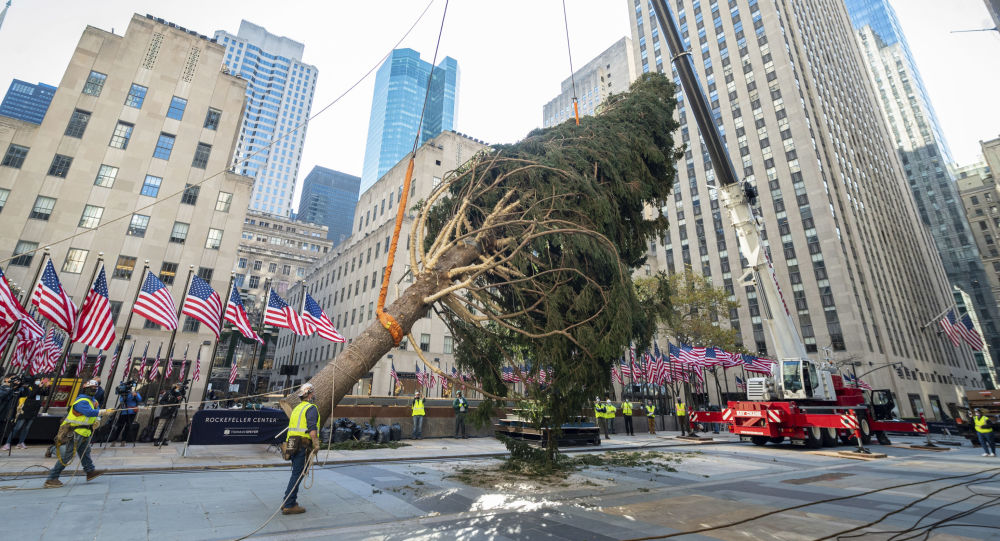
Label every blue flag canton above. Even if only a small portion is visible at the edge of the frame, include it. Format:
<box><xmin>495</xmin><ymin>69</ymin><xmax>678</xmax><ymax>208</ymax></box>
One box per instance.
<box><xmin>188</xmin><ymin>275</ymin><xmax>215</xmax><ymax>300</ymax></box>
<box><xmin>229</xmin><ymin>282</ymin><xmax>247</xmax><ymax>308</ymax></box>
<box><xmin>304</xmin><ymin>294</ymin><xmax>323</xmax><ymax>317</ymax></box>
<box><xmin>142</xmin><ymin>273</ymin><xmax>168</xmax><ymax>293</ymax></box>
<box><xmin>93</xmin><ymin>268</ymin><xmax>109</xmax><ymax>297</ymax></box>
<box><xmin>268</xmin><ymin>290</ymin><xmax>289</xmax><ymax>310</ymax></box>
<box><xmin>41</xmin><ymin>260</ymin><xmax>65</xmax><ymax>292</ymax></box>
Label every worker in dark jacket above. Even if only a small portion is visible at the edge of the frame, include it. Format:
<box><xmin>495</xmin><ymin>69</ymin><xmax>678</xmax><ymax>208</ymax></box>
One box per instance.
<box><xmin>3</xmin><ymin>378</ymin><xmax>49</xmax><ymax>450</ymax></box>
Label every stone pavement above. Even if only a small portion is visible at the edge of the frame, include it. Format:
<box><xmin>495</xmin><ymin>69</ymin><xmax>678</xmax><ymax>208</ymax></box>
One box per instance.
<box><xmin>1</xmin><ymin>432</ymin><xmax>996</xmax><ymax>540</ymax></box>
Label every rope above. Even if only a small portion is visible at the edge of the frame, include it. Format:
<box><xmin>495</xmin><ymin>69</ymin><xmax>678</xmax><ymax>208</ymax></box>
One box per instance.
<box><xmin>233</xmin><ymin>449</ymin><xmax>316</xmax><ymax>541</ymax></box>
<box><xmin>376</xmin><ymin>0</ymin><xmax>451</xmax><ymax>345</ymax></box>
<box><xmin>561</xmin><ymin>0</ymin><xmax>580</xmax><ymax>125</ymax></box>
<box><xmin>0</xmin><ymin>0</ymin><xmax>439</xmax><ymax>266</ymax></box>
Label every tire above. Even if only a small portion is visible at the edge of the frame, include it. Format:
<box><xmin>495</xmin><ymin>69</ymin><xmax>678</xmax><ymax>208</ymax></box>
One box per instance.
<box><xmin>821</xmin><ymin>427</ymin><xmax>838</xmax><ymax>447</ymax></box>
<box><xmin>859</xmin><ymin>419</ymin><xmax>872</xmax><ymax>445</ymax></box>
<box><xmin>804</xmin><ymin>426</ymin><xmax>823</xmax><ymax>449</ymax></box>
<box><xmin>769</xmin><ymin>437</ymin><xmax>785</xmax><ymax>444</ymax></box>
<box><xmin>751</xmin><ymin>436</ymin><xmax>770</xmax><ymax>446</ymax></box>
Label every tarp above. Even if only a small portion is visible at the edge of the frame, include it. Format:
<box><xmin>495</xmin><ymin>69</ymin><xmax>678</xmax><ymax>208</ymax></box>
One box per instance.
<box><xmin>186</xmin><ymin>409</ymin><xmax>288</xmax><ymax>446</ymax></box>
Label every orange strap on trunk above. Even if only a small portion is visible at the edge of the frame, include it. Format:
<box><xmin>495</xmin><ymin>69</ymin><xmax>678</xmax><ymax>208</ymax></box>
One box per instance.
<box><xmin>376</xmin><ymin>158</ymin><xmax>416</xmax><ymax>345</ymax></box>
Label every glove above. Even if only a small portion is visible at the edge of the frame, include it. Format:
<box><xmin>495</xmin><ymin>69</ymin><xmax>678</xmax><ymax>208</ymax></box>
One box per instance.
<box><xmin>311</xmin><ymin>436</ymin><xmax>321</xmax><ymax>453</ymax></box>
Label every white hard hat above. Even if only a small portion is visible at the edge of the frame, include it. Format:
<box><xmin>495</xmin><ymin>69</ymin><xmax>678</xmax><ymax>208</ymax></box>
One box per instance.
<box><xmin>85</xmin><ymin>379</ymin><xmax>100</xmax><ymax>388</ymax></box>
<box><xmin>298</xmin><ymin>383</ymin><xmax>315</xmax><ymax>397</ymax></box>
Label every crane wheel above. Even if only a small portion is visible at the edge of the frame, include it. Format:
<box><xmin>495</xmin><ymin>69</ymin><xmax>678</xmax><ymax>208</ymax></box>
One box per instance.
<box><xmin>859</xmin><ymin>419</ymin><xmax>872</xmax><ymax>445</ymax></box>
<box><xmin>804</xmin><ymin>426</ymin><xmax>823</xmax><ymax>449</ymax></box>
<box><xmin>821</xmin><ymin>427</ymin><xmax>838</xmax><ymax>447</ymax></box>
<box><xmin>750</xmin><ymin>436</ymin><xmax>770</xmax><ymax>446</ymax></box>
<box><xmin>769</xmin><ymin>437</ymin><xmax>785</xmax><ymax>444</ymax></box>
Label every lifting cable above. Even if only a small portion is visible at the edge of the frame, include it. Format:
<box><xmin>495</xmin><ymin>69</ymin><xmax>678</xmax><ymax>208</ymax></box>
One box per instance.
<box><xmin>376</xmin><ymin>0</ymin><xmax>450</xmax><ymax>345</ymax></box>
<box><xmin>561</xmin><ymin>0</ymin><xmax>580</xmax><ymax>125</ymax></box>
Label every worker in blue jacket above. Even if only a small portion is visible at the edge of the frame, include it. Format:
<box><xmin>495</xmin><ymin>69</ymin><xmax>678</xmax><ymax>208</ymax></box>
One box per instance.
<box><xmin>44</xmin><ymin>380</ymin><xmax>105</xmax><ymax>488</ymax></box>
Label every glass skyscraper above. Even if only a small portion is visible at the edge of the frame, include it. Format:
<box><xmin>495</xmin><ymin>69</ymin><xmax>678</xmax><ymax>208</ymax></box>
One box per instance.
<box><xmin>360</xmin><ymin>49</ymin><xmax>459</xmax><ymax>192</ymax></box>
<box><xmin>0</xmin><ymin>80</ymin><xmax>56</xmax><ymax>124</ymax></box>
<box><xmin>297</xmin><ymin>166</ymin><xmax>361</xmax><ymax>246</ymax></box>
<box><xmin>844</xmin><ymin>0</ymin><xmax>1000</xmax><ymax>386</ymax></box>
<box><xmin>214</xmin><ymin>21</ymin><xmax>318</xmax><ymax>217</ymax></box>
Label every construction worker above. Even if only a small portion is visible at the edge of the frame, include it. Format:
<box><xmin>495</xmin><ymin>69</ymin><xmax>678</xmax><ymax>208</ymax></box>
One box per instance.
<box><xmin>282</xmin><ymin>383</ymin><xmax>319</xmax><ymax>515</ymax></box>
<box><xmin>645</xmin><ymin>401</ymin><xmax>656</xmax><ymax>434</ymax></box>
<box><xmin>621</xmin><ymin>397</ymin><xmax>634</xmax><ymax>436</ymax></box>
<box><xmin>44</xmin><ymin>379</ymin><xmax>105</xmax><ymax>488</ymax></box>
<box><xmin>594</xmin><ymin>396</ymin><xmax>609</xmax><ymax>439</ymax></box>
<box><xmin>604</xmin><ymin>396</ymin><xmax>617</xmax><ymax>435</ymax></box>
<box><xmin>676</xmin><ymin>398</ymin><xmax>688</xmax><ymax>436</ymax></box>
<box><xmin>973</xmin><ymin>408</ymin><xmax>996</xmax><ymax>457</ymax></box>
<box><xmin>411</xmin><ymin>391</ymin><xmax>426</xmax><ymax>439</ymax></box>
<box><xmin>453</xmin><ymin>390</ymin><xmax>469</xmax><ymax>439</ymax></box>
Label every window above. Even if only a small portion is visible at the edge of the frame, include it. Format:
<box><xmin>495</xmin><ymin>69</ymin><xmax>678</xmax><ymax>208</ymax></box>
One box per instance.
<box><xmin>125</xmin><ymin>83</ymin><xmax>147</xmax><ymax>108</ymax></box>
<box><xmin>252</xmin><ymin>260</ymin><xmax>263</xmax><ymax>271</ymax></box>
<box><xmin>249</xmin><ymin>275</ymin><xmax>260</xmax><ymax>289</ymax></box>
<box><xmin>205</xmin><ymin>228</ymin><xmax>223</xmax><ymax>250</ymax></box>
<box><xmin>109</xmin><ymin>301</ymin><xmax>123</xmax><ymax>324</ymax></box>
<box><xmin>79</xmin><ymin>205</ymin><xmax>104</xmax><ymax>228</ymax></box>
<box><xmin>0</xmin><ymin>188</ymin><xmax>7</xmax><ymax>213</ymax></box>
<box><xmin>64</xmin><ymin>109</ymin><xmax>91</xmax><ymax>138</ymax></box>
<box><xmin>181</xmin><ymin>184</ymin><xmax>199</xmax><ymax>205</ymax></box>
<box><xmin>166</xmin><ymin>96</ymin><xmax>187</xmax><ymax>120</ymax></box>
<box><xmin>140</xmin><ymin>175</ymin><xmax>162</xmax><ymax>197</ymax></box>
<box><xmin>420</xmin><ymin>333</ymin><xmax>431</xmax><ymax>352</ymax></box>
<box><xmin>82</xmin><ymin>71</ymin><xmax>107</xmax><ymax>96</ymax></box>
<box><xmin>282</xmin><ymin>265</ymin><xmax>291</xmax><ymax>276</ymax></box>
<box><xmin>197</xmin><ymin>267</ymin><xmax>214</xmax><ymax>282</ymax></box>
<box><xmin>216</xmin><ymin>192</ymin><xmax>232</xmax><ymax>212</ymax></box>
<box><xmin>169</xmin><ymin>222</ymin><xmax>189</xmax><ymax>244</ymax></box>
<box><xmin>192</xmin><ymin>143</ymin><xmax>211</xmax><ymax>169</ymax></box>
<box><xmin>94</xmin><ymin>164</ymin><xmax>118</xmax><ymax>187</ymax></box>
<box><xmin>30</xmin><ymin>196</ymin><xmax>55</xmax><ymax>220</ymax></box>
<box><xmin>47</xmin><ymin>154</ymin><xmax>72</xmax><ymax>177</ymax></box>
<box><xmin>113</xmin><ymin>255</ymin><xmax>137</xmax><ymax>279</ymax></box>
<box><xmin>11</xmin><ymin>241</ymin><xmax>38</xmax><ymax>267</ymax></box>
<box><xmin>127</xmin><ymin>214</ymin><xmax>150</xmax><ymax>237</ymax></box>
<box><xmin>204</xmin><ymin>108</ymin><xmax>221</xmax><ymax>130</ymax></box>
<box><xmin>159</xmin><ymin>262</ymin><xmax>178</xmax><ymax>285</ymax></box>
<box><xmin>2</xmin><ymin>144</ymin><xmax>28</xmax><ymax>168</ymax></box>
<box><xmin>268</xmin><ymin>262</ymin><xmax>277</xmax><ymax>273</ymax></box>
<box><xmin>443</xmin><ymin>336</ymin><xmax>453</xmax><ymax>354</ymax></box>
<box><xmin>109</xmin><ymin>121</ymin><xmax>133</xmax><ymax>149</ymax></box>
<box><xmin>182</xmin><ymin>316</ymin><xmax>201</xmax><ymax>333</ymax></box>
<box><xmin>153</xmin><ymin>133</ymin><xmax>175</xmax><ymax>160</ymax></box>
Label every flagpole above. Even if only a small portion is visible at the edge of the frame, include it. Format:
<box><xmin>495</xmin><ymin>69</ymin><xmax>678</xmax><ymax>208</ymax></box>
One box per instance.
<box><xmin>199</xmin><ymin>273</ymin><xmax>235</xmax><ymax>404</ymax></box>
<box><xmin>0</xmin><ymin>248</ymin><xmax>50</xmax><ymax>372</ymax></box>
<box><xmin>103</xmin><ymin>261</ymin><xmax>149</xmax><ymax>407</ymax></box>
<box><xmin>151</xmin><ymin>265</ymin><xmax>192</xmax><ymax>403</ymax></box>
<box><xmin>281</xmin><ymin>281</ymin><xmax>304</xmax><ymax>397</ymax></box>
<box><xmin>246</xmin><ymin>278</ymin><xmax>271</xmax><ymax>397</ymax></box>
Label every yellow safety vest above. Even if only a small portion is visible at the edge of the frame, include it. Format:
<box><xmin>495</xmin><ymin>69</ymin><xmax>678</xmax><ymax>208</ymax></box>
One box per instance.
<box><xmin>605</xmin><ymin>403</ymin><xmax>617</xmax><ymax>417</ymax></box>
<box><xmin>287</xmin><ymin>401</ymin><xmax>320</xmax><ymax>440</ymax></box>
<box><xmin>975</xmin><ymin>415</ymin><xmax>993</xmax><ymax>434</ymax></box>
<box><xmin>646</xmin><ymin>405</ymin><xmax>656</xmax><ymax>417</ymax></box>
<box><xmin>62</xmin><ymin>397</ymin><xmax>99</xmax><ymax>438</ymax></box>
<box><xmin>412</xmin><ymin>398</ymin><xmax>425</xmax><ymax>416</ymax></box>
<box><xmin>621</xmin><ymin>401</ymin><xmax>633</xmax><ymax>416</ymax></box>
<box><xmin>676</xmin><ymin>403</ymin><xmax>686</xmax><ymax>416</ymax></box>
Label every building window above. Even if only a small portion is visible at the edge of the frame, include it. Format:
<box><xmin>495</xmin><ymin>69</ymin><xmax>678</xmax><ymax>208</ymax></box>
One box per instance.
<box><xmin>282</xmin><ymin>264</ymin><xmax>291</xmax><ymax>276</ymax></box>
<box><xmin>205</xmin><ymin>228</ymin><xmax>223</xmax><ymax>250</ymax></box>
<box><xmin>1</xmin><ymin>144</ymin><xmax>29</xmax><ymax>168</ymax></box>
<box><xmin>192</xmin><ymin>143</ymin><xmax>211</xmax><ymax>169</ymax></box>
<box><xmin>159</xmin><ymin>262</ymin><xmax>178</xmax><ymax>285</ymax></box>
<box><xmin>215</xmin><ymin>192</ymin><xmax>233</xmax><ymax>212</ymax></box>
<box><xmin>204</xmin><ymin>108</ymin><xmax>221</xmax><ymax>130</ymax></box>
<box><xmin>127</xmin><ymin>214</ymin><xmax>150</xmax><ymax>237</ymax></box>
<box><xmin>181</xmin><ymin>184</ymin><xmax>199</xmax><ymax>205</ymax></box>
<box><xmin>0</xmin><ymin>188</ymin><xmax>8</xmax><ymax>213</ymax></box>
<box><xmin>29</xmin><ymin>196</ymin><xmax>55</xmax><ymax>220</ymax></box>
<box><xmin>11</xmin><ymin>241</ymin><xmax>38</xmax><ymax>267</ymax></box>
<box><xmin>94</xmin><ymin>164</ymin><xmax>118</xmax><ymax>187</ymax></box>
<box><xmin>249</xmin><ymin>275</ymin><xmax>260</xmax><ymax>289</ymax></box>
<box><xmin>153</xmin><ymin>133</ymin><xmax>175</xmax><ymax>160</ymax></box>
<box><xmin>443</xmin><ymin>336</ymin><xmax>453</xmax><ymax>354</ymax></box>
<box><xmin>143</xmin><ymin>319</ymin><xmax>158</xmax><ymax>329</ymax></box>
<box><xmin>268</xmin><ymin>262</ymin><xmax>277</xmax><ymax>273</ymax></box>
<box><xmin>113</xmin><ymin>255</ymin><xmax>137</xmax><ymax>279</ymax></box>
<box><xmin>237</xmin><ymin>257</ymin><xmax>247</xmax><ymax>269</ymax></box>
<box><xmin>79</xmin><ymin>204</ymin><xmax>104</xmax><ymax>228</ymax></box>
<box><xmin>169</xmin><ymin>222</ymin><xmax>189</xmax><ymax>244</ymax></box>
<box><xmin>182</xmin><ymin>316</ymin><xmax>201</xmax><ymax>333</ymax></box>
<box><xmin>109</xmin><ymin>301</ymin><xmax>123</xmax><ymax>323</ymax></box>
<box><xmin>109</xmin><ymin>121</ymin><xmax>134</xmax><ymax>149</ymax></box>
<box><xmin>166</xmin><ymin>96</ymin><xmax>187</xmax><ymax>120</ymax></box>
<box><xmin>197</xmin><ymin>267</ymin><xmax>214</xmax><ymax>282</ymax></box>
<box><xmin>64</xmin><ymin>109</ymin><xmax>91</xmax><ymax>138</ymax></box>
<box><xmin>141</xmin><ymin>175</ymin><xmax>162</xmax><ymax>197</ymax></box>
<box><xmin>125</xmin><ymin>83</ymin><xmax>147</xmax><ymax>108</ymax></box>
<box><xmin>47</xmin><ymin>154</ymin><xmax>72</xmax><ymax>177</ymax></box>
<box><xmin>420</xmin><ymin>333</ymin><xmax>431</xmax><ymax>352</ymax></box>
<box><xmin>253</xmin><ymin>260</ymin><xmax>263</xmax><ymax>271</ymax></box>
<box><xmin>82</xmin><ymin>71</ymin><xmax>107</xmax><ymax>96</ymax></box>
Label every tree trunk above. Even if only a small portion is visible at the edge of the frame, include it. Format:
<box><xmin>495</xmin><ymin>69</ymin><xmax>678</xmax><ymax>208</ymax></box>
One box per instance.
<box><xmin>280</xmin><ymin>243</ymin><xmax>480</xmax><ymax>420</ymax></box>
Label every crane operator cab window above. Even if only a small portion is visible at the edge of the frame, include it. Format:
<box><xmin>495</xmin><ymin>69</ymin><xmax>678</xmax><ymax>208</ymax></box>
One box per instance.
<box><xmin>783</xmin><ymin>361</ymin><xmax>803</xmax><ymax>393</ymax></box>
<box><xmin>802</xmin><ymin>361</ymin><xmax>820</xmax><ymax>398</ymax></box>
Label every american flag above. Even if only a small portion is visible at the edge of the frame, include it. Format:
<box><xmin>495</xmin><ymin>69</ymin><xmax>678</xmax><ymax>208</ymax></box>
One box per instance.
<box><xmin>119</xmin><ymin>341</ymin><xmax>136</xmax><ymax>381</ymax></box>
<box><xmin>958</xmin><ymin>313</ymin><xmax>984</xmax><ymax>351</ymax></box>
<box><xmin>619</xmin><ymin>358</ymin><xmax>632</xmax><ymax>378</ymax></box>
<box><xmin>73</xmin><ymin>265</ymin><xmax>115</xmax><ymax>350</ymax></box>
<box><xmin>75</xmin><ymin>346</ymin><xmax>89</xmax><ymax>377</ymax></box>
<box><xmin>0</xmin><ymin>266</ymin><xmax>26</xmax><ymax>323</ymax></box>
<box><xmin>939</xmin><ymin>309</ymin><xmax>963</xmax><ymax>347</ymax></box>
<box><xmin>46</xmin><ymin>330</ymin><xmax>64</xmax><ymax>374</ymax></box>
<box><xmin>303</xmin><ymin>293</ymin><xmax>345</xmax><ymax>342</ymax></box>
<box><xmin>32</xmin><ymin>260</ymin><xmax>77</xmax><ymax>333</ymax></box>
<box><xmin>192</xmin><ymin>346</ymin><xmax>201</xmax><ymax>381</ymax></box>
<box><xmin>735</xmin><ymin>376</ymin><xmax>746</xmax><ymax>391</ymax></box>
<box><xmin>680</xmin><ymin>345</ymin><xmax>706</xmax><ymax>366</ymax></box>
<box><xmin>182</xmin><ymin>275</ymin><xmax>222</xmax><ymax>339</ymax></box>
<box><xmin>612</xmin><ymin>364</ymin><xmax>622</xmax><ymax>385</ymax></box>
<box><xmin>133</xmin><ymin>273</ymin><xmax>178</xmax><ymax>330</ymax></box>
<box><xmin>229</xmin><ymin>361</ymin><xmax>238</xmax><ymax>385</ymax></box>
<box><xmin>225</xmin><ymin>282</ymin><xmax>263</xmax><ymax>343</ymax></box>
<box><xmin>415</xmin><ymin>363</ymin><xmax>425</xmax><ymax>386</ymax></box>
<box><xmin>148</xmin><ymin>343</ymin><xmax>163</xmax><ymax>382</ymax></box>
<box><xmin>628</xmin><ymin>343</ymin><xmax>636</xmax><ymax>365</ymax></box>
<box><xmin>136</xmin><ymin>341</ymin><xmax>150</xmax><ymax>381</ymax></box>
<box><xmin>264</xmin><ymin>290</ymin><xmax>314</xmax><ymax>336</ymax></box>
<box><xmin>106</xmin><ymin>343</ymin><xmax>120</xmax><ymax>380</ymax></box>
<box><xmin>703</xmin><ymin>347</ymin><xmax>722</xmax><ymax>368</ymax></box>
<box><xmin>390</xmin><ymin>362</ymin><xmax>399</xmax><ymax>384</ymax></box>
<box><xmin>742</xmin><ymin>354</ymin><xmax>773</xmax><ymax>375</ymax></box>
<box><xmin>720</xmin><ymin>349</ymin><xmax>742</xmax><ymax>368</ymax></box>
<box><xmin>167</xmin><ymin>343</ymin><xmax>186</xmax><ymax>381</ymax></box>
<box><xmin>177</xmin><ymin>343</ymin><xmax>190</xmax><ymax>380</ymax></box>
<box><xmin>92</xmin><ymin>350</ymin><xmax>103</xmax><ymax>379</ymax></box>
<box><xmin>843</xmin><ymin>373</ymin><xmax>872</xmax><ymax>390</ymax></box>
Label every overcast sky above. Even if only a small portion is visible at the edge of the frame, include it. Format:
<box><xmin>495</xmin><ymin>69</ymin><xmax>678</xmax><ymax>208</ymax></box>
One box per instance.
<box><xmin>1</xmin><ymin>1</ymin><xmax>997</xmax><ymax>212</ymax></box>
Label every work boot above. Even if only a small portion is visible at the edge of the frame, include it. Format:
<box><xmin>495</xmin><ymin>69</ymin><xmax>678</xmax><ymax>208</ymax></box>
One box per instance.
<box><xmin>86</xmin><ymin>470</ymin><xmax>106</xmax><ymax>482</ymax></box>
<box><xmin>44</xmin><ymin>448</ymin><xmax>53</xmax><ymax>458</ymax></box>
<box><xmin>281</xmin><ymin>505</ymin><xmax>306</xmax><ymax>515</ymax></box>
<box><xmin>1</xmin><ymin>444</ymin><xmax>8</xmax><ymax>451</ymax></box>
<box><xmin>17</xmin><ymin>443</ymin><xmax>27</xmax><ymax>449</ymax></box>
<box><xmin>44</xmin><ymin>479</ymin><xmax>63</xmax><ymax>488</ymax></box>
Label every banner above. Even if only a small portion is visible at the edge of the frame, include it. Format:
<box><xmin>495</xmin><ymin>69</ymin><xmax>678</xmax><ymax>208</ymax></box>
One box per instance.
<box><xmin>186</xmin><ymin>409</ymin><xmax>288</xmax><ymax>445</ymax></box>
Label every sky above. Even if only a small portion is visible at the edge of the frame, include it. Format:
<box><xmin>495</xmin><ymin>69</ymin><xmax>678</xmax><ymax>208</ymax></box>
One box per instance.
<box><xmin>0</xmin><ymin>0</ymin><xmax>997</xmax><ymax>212</ymax></box>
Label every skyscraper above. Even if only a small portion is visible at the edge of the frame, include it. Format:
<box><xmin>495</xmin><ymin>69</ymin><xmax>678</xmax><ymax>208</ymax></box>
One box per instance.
<box><xmin>629</xmin><ymin>0</ymin><xmax>980</xmax><ymax>415</ymax></box>
<box><xmin>543</xmin><ymin>37</ymin><xmax>637</xmax><ymax>128</ymax></box>
<box><xmin>360</xmin><ymin>49</ymin><xmax>459</xmax><ymax>192</ymax></box>
<box><xmin>214</xmin><ymin>21</ymin><xmax>318</xmax><ymax>217</ymax></box>
<box><xmin>844</xmin><ymin>0</ymin><xmax>1000</xmax><ymax>383</ymax></box>
<box><xmin>0</xmin><ymin>79</ymin><xmax>56</xmax><ymax>124</ymax></box>
<box><xmin>297</xmin><ymin>165</ymin><xmax>361</xmax><ymax>245</ymax></box>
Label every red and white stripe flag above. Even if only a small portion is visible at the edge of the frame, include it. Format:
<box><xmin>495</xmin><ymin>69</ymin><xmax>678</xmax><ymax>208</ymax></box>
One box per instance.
<box><xmin>73</xmin><ymin>265</ymin><xmax>115</xmax><ymax>350</ymax></box>
<box><xmin>192</xmin><ymin>346</ymin><xmax>202</xmax><ymax>382</ymax></box>
<box><xmin>939</xmin><ymin>309</ymin><xmax>963</xmax><ymax>347</ymax></box>
<box><xmin>32</xmin><ymin>260</ymin><xmax>77</xmax><ymax>333</ymax></box>
<box><xmin>302</xmin><ymin>293</ymin><xmax>345</xmax><ymax>342</ymax></box>
<box><xmin>182</xmin><ymin>276</ymin><xmax>223</xmax><ymax>339</ymax></box>
<box><xmin>264</xmin><ymin>290</ymin><xmax>315</xmax><ymax>336</ymax></box>
<box><xmin>225</xmin><ymin>282</ymin><xmax>263</xmax><ymax>343</ymax></box>
<box><xmin>229</xmin><ymin>361</ymin><xmax>238</xmax><ymax>385</ymax></box>
<box><xmin>148</xmin><ymin>343</ymin><xmax>163</xmax><ymax>382</ymax></box>
<box><xmin>133</xmin><ymin>273</ymin><xmax>178</xmax><ymax>330</ymax></box>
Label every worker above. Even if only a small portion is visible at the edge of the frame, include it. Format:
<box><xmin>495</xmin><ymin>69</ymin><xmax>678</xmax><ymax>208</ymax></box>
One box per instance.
<box><xmin>973</xmin><ymin>408</ymin><xmax>996</xmax><ymax>457</ymax></box>
<box><xmin>411</xmin><ymin>391</ymin><xmax>426</xmax><ymax>439</ymax></box>
<box><xmin>594</xmin><ymin>396</ymin><xmax>609</xmax><ymax>439</ymax></box>
<box><xmin>621</xmin><ymin>397</ymin><xmax>634</xmax><ymax>436</ymax></box>
<box><xmin>604</xmin><ymin>396</ymin><xmax>617</xmax><ymax>435</ymax></box>
<box><xmin>645</xmin><ymin>400</ymin><xmax>656</xmax><ymax>434</ymax></box>
<box><xmin>282</xmin><ymin>383</ymin><xmax>319</xmax><ymax>515</ymax></box>
<box><xmin>453</xmin><ymin>390</ymin><xmax>469</xmax><ymax>439</ymax></box>
<box><xmin>676</xmin><ymin>398</ymin><xmax>688</xmax><ymax>436</ymax></box>
<box><xmin>44</xmin><ymin>379</ymin><xmax>105</xmax><ymax>488</ymax></box>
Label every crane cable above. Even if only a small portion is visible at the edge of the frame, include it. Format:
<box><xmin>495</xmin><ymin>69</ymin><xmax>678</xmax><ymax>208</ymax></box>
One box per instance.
<box><xmin>376</xmin><ymin>0</ymin><xmax>450</xmax><ymax>345</ymax></box>
<box><xmin>562</xmin><ymin>0</ymin><xmax>580</xmax><ymax>125</ymax></box>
